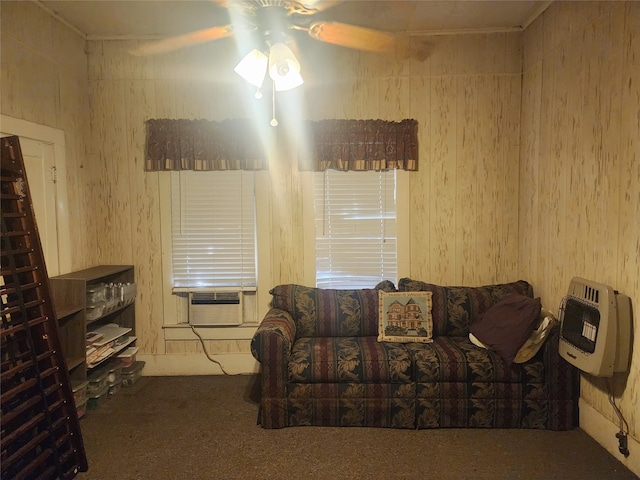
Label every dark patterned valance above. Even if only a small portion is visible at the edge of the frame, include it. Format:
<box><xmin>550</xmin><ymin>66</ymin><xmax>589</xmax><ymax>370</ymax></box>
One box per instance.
<box><xmin>145</xmin><ymin>118</ymin><xmax>418</xmax><ymax>172</ymax></box>
<box><xmin>145</xmin><ymin>119</ymin><xmax>267</xmax><ymax>171</ymax></box>
<box><xmin>300</xmin><ymin>119</ymin><xmax>418</xmax><ymax>171</ymax></box>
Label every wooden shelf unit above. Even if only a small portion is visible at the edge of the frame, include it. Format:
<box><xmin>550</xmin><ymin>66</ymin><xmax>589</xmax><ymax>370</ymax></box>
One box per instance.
<box><xmin>49</xmin><ymin>265</ymin><xmax>136</xmax><ymax>383</ymax></box>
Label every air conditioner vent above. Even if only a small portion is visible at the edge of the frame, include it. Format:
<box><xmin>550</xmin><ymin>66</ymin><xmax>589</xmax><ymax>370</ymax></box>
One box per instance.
<box><xmin>189</xmin><ymin>291</ymin><xmax>242</xmax><ymax>326</ymax></box>
<box><xmin>191</xmin><ymin>292</ymin><xmax>240</xmax><ymax>304</ymax></box>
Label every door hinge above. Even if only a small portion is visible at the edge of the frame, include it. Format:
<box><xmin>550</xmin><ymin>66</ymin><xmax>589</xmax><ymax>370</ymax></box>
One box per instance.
<box><xmin>50</xmin><ymin>165</ymin><xmax>57</xmax><ymax>183</ymax></box>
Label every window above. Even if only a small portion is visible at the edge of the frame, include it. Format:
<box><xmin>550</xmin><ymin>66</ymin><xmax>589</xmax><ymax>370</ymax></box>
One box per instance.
<box><xmin>313</xmin><ymin>169</ymin><xmax>397</xmax><ymax>289</ymax></box>
<box><xmin>170</xmin><ymin>170</ymin><xmax>256</xmax><ymax>289</ymax></box>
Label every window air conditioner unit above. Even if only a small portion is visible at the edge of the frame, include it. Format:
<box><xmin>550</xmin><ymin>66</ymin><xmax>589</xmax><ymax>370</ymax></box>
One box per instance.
<box><xmin>189</xmin><ymin>291</ymin><xmax>242</xmax><ymax>326</ymax></box>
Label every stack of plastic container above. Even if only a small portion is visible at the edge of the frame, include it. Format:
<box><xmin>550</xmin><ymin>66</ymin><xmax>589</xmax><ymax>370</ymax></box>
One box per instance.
<box><xmin>86</xmin><ymin>283</ymin><xmax>106</xmax><ymax>321</ymax></box>
<box><xmin>117</xmin><ymin>346</ymin><xmax>138</xmax><ymax>368</ymax></box>
<box><xmin>86</xmin><ymin>366</ymin><xmax>110</xmax><ymax>410</ymax></box>
<box><xmin>107</xmin><ymin>362</ymin><xmax>123</xmax><ymax>397</ymax></box>
<box><xmin>104</xmin><ymin>282</ymin><xmax>137</xmax><ymax>313</ymax></box>
<box><xmin>122</xmin><ymin>361</ymin><xmax>145</xmax><ymax>387</ymax></box>
<box><xmin>71</xmin><ymin>380</ymin><xmax>88</xmax><ymax>419</ymax></box>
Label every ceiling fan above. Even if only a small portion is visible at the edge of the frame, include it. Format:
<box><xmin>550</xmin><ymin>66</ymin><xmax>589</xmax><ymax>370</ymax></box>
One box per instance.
<box><xmin>129</xmin><ymin>0</ymin><xmax>396</xmax><ymax>58</ymax></box>
<box><xmin>131</xmin><ymin>1</ymin><xmax>398</xmax><ymax>125</ymax></box>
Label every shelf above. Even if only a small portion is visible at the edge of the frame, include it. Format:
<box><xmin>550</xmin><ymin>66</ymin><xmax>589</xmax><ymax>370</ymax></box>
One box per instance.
<box><xmin>53</xmin><ymin>265</ymin><xmax>133</xmax><ymax>283</ymax></box>
<box><xmin>86</xmin><ymin>297</ymin><xmax>135</xmax><ymax>326</ymax></box>
<box><xmin>54</xmin><ymin>304</ymin><xmax>84</xmax><ymax>319</ymax></box>
<box><xmin>65</xmin><ymin>356</ymin><xmax>85</xmax><ymax>371</ymax></box>
<box><xmin>49</xmin><ymin>264</ymin><xmax>136</xmax><ymax>387</ymax></box>
<box><xmin>87</xmin><ymin>336</ymin><xmax>137</xmax><ymax>369</ymax></box>
<box><xmin>89</xmin><ymin>323</ymin><xmax>132</xmax><ymax>347</ymax></box>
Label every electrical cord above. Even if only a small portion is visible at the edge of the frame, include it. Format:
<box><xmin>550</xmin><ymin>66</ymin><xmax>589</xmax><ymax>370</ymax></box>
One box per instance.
<box><xmin>604</xmin><ymin>378</ymin><xmax>630</xmax><ymax>457</ymax></box>
<box><xmin>190</xmin><ymin>325</ymin><xmax>237</xmax><ymax>376</ymax></box>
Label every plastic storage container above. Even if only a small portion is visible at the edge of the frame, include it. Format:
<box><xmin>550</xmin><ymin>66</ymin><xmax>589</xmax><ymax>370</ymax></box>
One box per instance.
<box><xmin>121</xmin><ymin>361</ymin><xmax>145</xmax><ymax>387</ymax></box>
<box><xmin>117</xmin><ymin>347</ymin><xmax>138</xmax><ymax>368</ymax></box>
<box><xmin>86</xmin><ymin>283</ymin><xmax>106</xmax><ymax>304</ymax></box>
<box><xmin>122</xmin><ymin>283</ymin><xmax>137</xmax><ymax>303</ymax></box>
<box><xmin>104</xmin><ymin>283</ymin><xmax>118</xmax><ymax>310</ymax></box>
<box><xmin>86</xmin><ymin>302</ymin><xmax>106</xmax><ymax>321</ymax></box>
<box><xmin>71</xmin><ymin>380</ymin><xmax>88</xmax><ymax>405</ymax></box>
<box><xmin>108</xmin><ymin>377</ymin><xmax>123</xmax><ymax>397</ymax></box>
<box><xmin>87</xmin><ymin>366</ymin><xmax>109</xmax><ymax>395</ymax></box>
<box><xmin>76</xmin><ymin>396</ymin><xmax>88</xmax><ymax>419</ymax></box>
<box><xmin>87</xmin><ymin>384</ymin><xmax>109</xmax><ymax>410</ymax></box>
<box><xmin>106</xmin><ymin>362</ymin><xmax>123</xmax><ymax>383</ymax></box>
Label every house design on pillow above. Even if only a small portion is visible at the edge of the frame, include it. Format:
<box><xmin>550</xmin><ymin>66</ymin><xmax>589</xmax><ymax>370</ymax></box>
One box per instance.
<box><xmin>378</xmin><ymin>290</ymin><xmax>433</xmax><ymax>343</ymax></box>
<box><xmin>385</xmin><ymin>298</ymin><xmax>427</xmax><ymax>335</ymax></box>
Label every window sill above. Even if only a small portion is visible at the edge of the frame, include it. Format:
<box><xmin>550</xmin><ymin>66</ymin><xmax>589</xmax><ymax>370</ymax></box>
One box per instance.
<box><xmin>162</xmin><ymin>323</ymin><xmax>258</xmax><ymax>341</ymax></box>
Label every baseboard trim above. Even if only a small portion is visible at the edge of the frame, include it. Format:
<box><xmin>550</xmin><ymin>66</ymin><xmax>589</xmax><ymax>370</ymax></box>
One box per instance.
<box><xmin>579</xmin><ymin>399</ymin><xmax>640</xmax><ymax>477</ymax></box>
<box><xmin>137</xmin><ymin>353</ymin><xmax>260</xmax><ymax>376</ymax></box>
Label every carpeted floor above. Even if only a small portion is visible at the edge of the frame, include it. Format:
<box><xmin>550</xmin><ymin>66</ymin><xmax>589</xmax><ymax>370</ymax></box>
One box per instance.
<box><xmin>75</xmin><ymin>375</ymin><xmax>638</xmax><ymax>480</ymax></box>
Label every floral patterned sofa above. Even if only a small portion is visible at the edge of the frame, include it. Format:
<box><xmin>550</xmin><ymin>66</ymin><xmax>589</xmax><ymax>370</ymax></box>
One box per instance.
<box><xmin>250</xmin><ymin>279</ymin><xmax>579</xmax><ymax>429</ymax></box>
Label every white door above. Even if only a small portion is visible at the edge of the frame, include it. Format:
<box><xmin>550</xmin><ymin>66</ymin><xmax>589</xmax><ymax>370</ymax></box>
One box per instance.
<box><xmin>1</xmin><ymin>134</ymin><xmax>60</xmax><ymax>276</ymax></box>
<box><xmin>22</xmin><ymin>138</ymin><xmax>60</xmax><ymax>276</ymax></box>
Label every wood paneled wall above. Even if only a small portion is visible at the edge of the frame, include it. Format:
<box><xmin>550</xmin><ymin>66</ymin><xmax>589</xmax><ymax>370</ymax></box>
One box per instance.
<box><xmin>521</xmin><ymin>1</ymin><xmax>639</xmax><ymax>446</ymax></box>
<box><xmin>0</xmin><ymin>1</ymin><xmax>94</xmax><ymax>271</ymax></box>
<box><xmin>77</xmin><ymin>29</ymin><xmax>524</xmax><ymax>361</ymax></box>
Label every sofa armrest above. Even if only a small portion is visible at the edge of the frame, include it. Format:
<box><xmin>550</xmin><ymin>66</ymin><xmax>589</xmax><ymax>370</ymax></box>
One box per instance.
<box><xmin>541</xmin><ymin>325</ymin><xmax>580</xmax><ymax>429</ymax></box>
<box><xmin>251</xmin><ymin>308</ymin><xmax>297</xmax><ymax>364</ymax></box>
<box><xmin>251</xmin><ymin>308</ymin><xmax>296</xmax><ymax>367</ymax></box>
<box><xmin>250</xmin><ymin>308</ymin><xmax>297</xmax><ymax>400</ymax></box>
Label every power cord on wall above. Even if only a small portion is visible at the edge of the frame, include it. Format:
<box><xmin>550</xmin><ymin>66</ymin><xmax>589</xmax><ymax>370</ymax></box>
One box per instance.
<box><xmin>190</xmin><ymin>325</ymin><xmax>237</xmax><ymax>376</ymax></box>
<box><xmin>604</xmin><ymin>378</ymin><xmax>630</xmax><ymax>457</ymax></box>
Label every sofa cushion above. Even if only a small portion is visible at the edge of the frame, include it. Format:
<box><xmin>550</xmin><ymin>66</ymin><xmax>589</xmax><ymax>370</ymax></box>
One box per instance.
<box><xmin>270</xmin><ymin>285</ymin><xmax>380</xmax><ymax>337</ymax></box>
<box><xmin>397</xmin><ymin>279</ymin><xmax>533</xmax><ymax>336</ymax></box>
<box><xmin>288</xmin><ymin>336</ymin><xmax>413</xmax><ymax>383</ymax></box>
<box><xmin>406</xmin><ymin>336</ymin><xmax>546</xmax><ymax>384</ymax></box>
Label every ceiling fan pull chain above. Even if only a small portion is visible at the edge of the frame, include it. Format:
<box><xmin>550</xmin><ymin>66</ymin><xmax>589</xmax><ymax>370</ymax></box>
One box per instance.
<box><xmin>270</xmin><ymin>83</ymin><xmax>278</xmax><ymax>127</ymax></box>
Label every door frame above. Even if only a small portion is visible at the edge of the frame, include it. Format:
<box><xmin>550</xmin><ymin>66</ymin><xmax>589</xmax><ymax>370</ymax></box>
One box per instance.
<box><xmin>1</xmin><ymin>114</ymin><xmax>72</xmax><ymax>274</ymax></box>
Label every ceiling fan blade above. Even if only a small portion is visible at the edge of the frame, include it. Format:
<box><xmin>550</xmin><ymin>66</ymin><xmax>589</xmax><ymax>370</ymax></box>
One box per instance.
<box><xmin>308</xmin><ymin>21</ymin><xmax>394</xmax><ymax>53</ymax></box>
<box><xmin>130</xmin><ymin>25</ymin><xmax>234</xmax><ymax>56</ymax></box>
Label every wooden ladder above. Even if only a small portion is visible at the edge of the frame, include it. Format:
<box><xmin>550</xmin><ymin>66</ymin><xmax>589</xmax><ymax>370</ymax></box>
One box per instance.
<box><xmin>1</xmin><ymin>136</ymin><xmax>87</xmax><ymax>479</ymax></box>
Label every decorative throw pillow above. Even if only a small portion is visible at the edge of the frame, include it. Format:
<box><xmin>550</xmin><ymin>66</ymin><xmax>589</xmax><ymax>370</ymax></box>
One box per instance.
<box><xmin>470</xmin><ymin>309</ymin><xmax>558</xmax><ymax>363</ymax></box>
<box><xmin>378</xmin><ymin>291</ymin><xmax>433</xmax><ymax>343</ymax></box>
<box><xmin>469</xmin><ymin>293</ymin><xmax>541</xmax><ymax>363</ymax></box>
<box><xmin>374</xmin><ymin>280</ymin><xmax>398</xmax><ymax>292</ymax></box>
<box><xmin>513</xmin><ymin>309</ymin><xmax>558</xmax><ymax>363</ymax></box>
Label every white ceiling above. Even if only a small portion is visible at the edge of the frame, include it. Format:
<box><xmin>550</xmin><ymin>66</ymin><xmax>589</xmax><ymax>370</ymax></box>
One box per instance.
<box><xmin>37</xmin><ymin>0</ymin><xmax>551</xmax><ymax>40</ymax></box>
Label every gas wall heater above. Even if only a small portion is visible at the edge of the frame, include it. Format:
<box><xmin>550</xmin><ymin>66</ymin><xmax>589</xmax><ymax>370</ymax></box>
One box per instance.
<box><xmin>558</xmin><ymin>277</ymin><xmax>632</xmax><ymax>377</ymax></box>
<box><xmin>189</xmin><ymin>291</ymin><xmax>242</xmax><ymax>326</ymax></box>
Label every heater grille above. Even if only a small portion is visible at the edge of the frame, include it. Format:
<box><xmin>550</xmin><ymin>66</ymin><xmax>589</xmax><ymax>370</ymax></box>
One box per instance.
<box><xmin>558</xmin><ymin>277</ymin><xmax>631</xmax><ymax>377</ymax></box>
<box><xmin>559</xmin><ymin>297</ymin><xmax>600</xmax><ymax>354</ymax></box>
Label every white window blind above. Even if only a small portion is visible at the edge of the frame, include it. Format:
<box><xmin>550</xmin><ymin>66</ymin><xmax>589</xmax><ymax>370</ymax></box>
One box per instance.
<box><xmin>170</xmin><ymin>171</ymin><xmax>256</xmax><ymax>289</ymax></box>
<box><xmin>313</xmin><ymin>170</ymin><xmax>397</xmax><ymax>289</ymax></box>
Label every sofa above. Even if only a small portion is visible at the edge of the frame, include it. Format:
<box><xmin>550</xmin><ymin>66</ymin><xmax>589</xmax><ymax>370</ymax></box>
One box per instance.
<box><xmin>250</xmin><ymin>279</ymin><xmax>579</xmax><ymax>430</ymax></box>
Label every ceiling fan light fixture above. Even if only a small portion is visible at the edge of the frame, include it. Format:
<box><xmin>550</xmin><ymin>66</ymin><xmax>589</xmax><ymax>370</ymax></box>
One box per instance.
<box><xmin>268</xmin><ymin>42</ymin><xmax>303</xmax><ymax>91</ymax></box>
<box><xmin>234</xmin><ymin>49</ymin><xmax>268</xmax><ymax>88</ymax></box>
<box><xmin>273</xmin><ymin>68</ymin><xmax>304</xmax><ymax>91</ymax></box>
